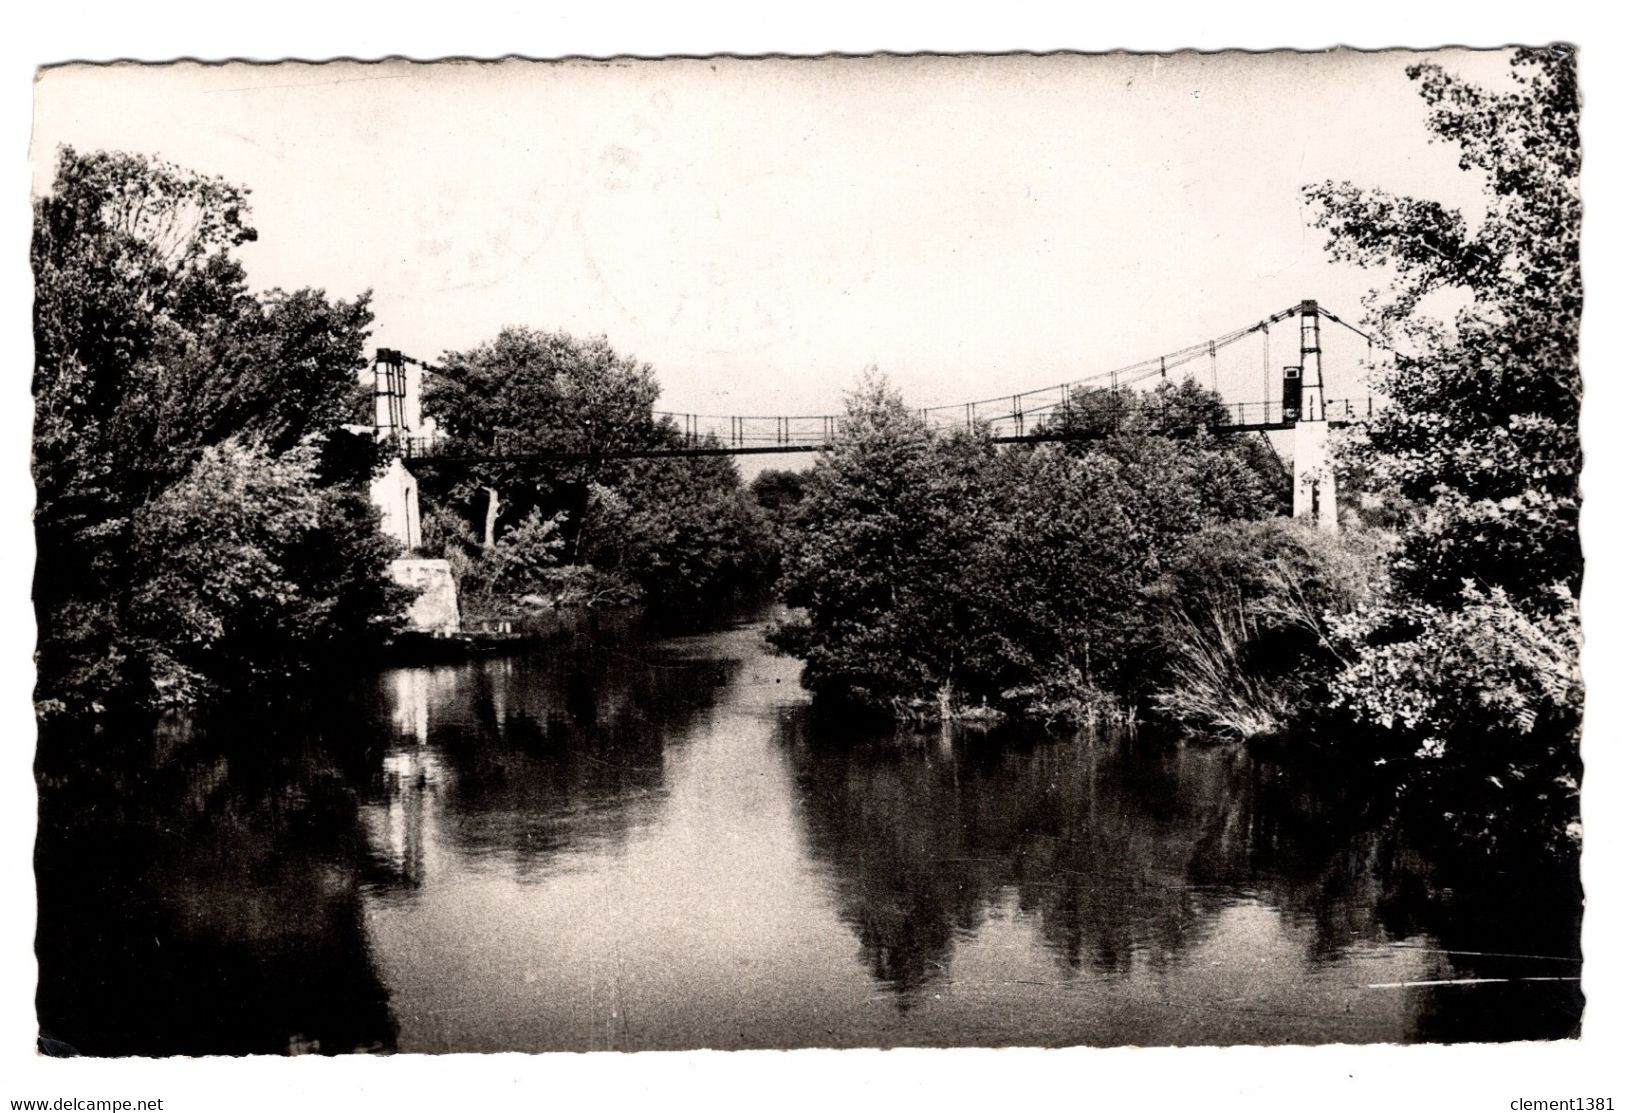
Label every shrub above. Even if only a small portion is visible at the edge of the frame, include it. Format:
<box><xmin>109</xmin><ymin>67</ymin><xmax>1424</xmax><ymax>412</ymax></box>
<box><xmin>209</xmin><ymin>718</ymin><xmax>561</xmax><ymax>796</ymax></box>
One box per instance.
<box><xmin>1147</xmin><ymin>518</ymin><xmax>1386</xmax><ymax>738</ymax></box>
<box><xmin>1327</xmin><ymin>585</ymin><xmax>1582</xmax><ymax>851</ymax></box>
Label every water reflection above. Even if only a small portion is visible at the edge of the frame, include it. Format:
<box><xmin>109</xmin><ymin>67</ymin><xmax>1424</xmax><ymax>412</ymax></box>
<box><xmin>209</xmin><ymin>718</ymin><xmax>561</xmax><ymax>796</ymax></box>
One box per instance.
<box><xmin>356</xmin><ymin>622</ymin><xmax>741</xmax><ymax>891</ymax></box>
<box><xmin>782</xmin><ymin>717</ymin><xmax>1582</xmax><ymax>1044</ymax></box>
<box><xmin>35</xmin><ymin>718</ymin><xmax>397</xmax><ymax>1056</ymax></box>
<box><xmin>35</xmin><ymin>610</ymin><xmax>1582</xmax><ymax>1054</ymax></box>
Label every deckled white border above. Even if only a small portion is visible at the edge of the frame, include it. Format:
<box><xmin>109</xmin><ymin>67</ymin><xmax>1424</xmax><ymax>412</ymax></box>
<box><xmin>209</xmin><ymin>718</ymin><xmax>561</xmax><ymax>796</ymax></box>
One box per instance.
<box><xmin>2</xmin><ymin>4</ymin><xmax>1619</xmax><ymax>1111</ymax></box>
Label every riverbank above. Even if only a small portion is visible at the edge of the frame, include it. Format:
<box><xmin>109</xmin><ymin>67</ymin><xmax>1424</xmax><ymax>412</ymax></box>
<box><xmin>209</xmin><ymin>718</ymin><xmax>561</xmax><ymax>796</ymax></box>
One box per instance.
<box><xmin>378</xmin><ymin>603</ymin><xmax>604</xmax><ymax>665</ymax></box>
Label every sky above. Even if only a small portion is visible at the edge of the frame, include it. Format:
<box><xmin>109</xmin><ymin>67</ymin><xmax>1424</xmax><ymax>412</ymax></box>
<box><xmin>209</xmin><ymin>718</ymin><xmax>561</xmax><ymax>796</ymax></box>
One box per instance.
<box><xmin>30</xmin><ymin>50</ymin><xmax>1515</xmax><ymax>423</ymax></box>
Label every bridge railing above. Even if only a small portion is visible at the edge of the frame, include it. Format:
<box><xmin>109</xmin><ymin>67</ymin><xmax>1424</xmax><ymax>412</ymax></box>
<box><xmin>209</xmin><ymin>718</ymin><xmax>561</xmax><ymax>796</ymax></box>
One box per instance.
<box><xmin>668</xmin><ymin>414</ymin><xmax>847</xmax><ymax>447</ymax></box>
<box><xmin>1216</xmin><ymin>396</ymin><xmax>1373</xmax><ymax>427</ymax></box>
<box><xmin>1324</xmin><ymin>397</ymin><xmax>1375</xmax><ymax>422</ymax></box>
<box><xmin>395</xmin><ymin>394</ymin><xmax>1378</xmax><ymax>461</ymax></box>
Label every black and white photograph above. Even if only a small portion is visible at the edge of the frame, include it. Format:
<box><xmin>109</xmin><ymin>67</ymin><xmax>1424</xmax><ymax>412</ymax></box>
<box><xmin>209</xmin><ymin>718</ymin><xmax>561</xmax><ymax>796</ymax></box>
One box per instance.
<box><xmin>6</xmin><ymin>12</ymin><xmax>1620</xmax><ymax>1110</ymax></box>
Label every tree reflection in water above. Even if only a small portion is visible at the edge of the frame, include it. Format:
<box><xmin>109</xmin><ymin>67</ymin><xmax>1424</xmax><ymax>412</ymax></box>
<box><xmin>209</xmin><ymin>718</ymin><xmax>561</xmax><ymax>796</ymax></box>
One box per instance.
<box><xmin>356</xmin><ymin>617</ymin><xmax>743</xmax><ymax>891</ymax></box>
<box><xmin>780</xmin><ymin>713</ymin><xmax>1581</xmax><ymax>1042</ymax></box>
<box><xmin>35</xmin><ymin>712</ymin><xmax>397</xmax><ymax>1056</ymax></box>
<box><xmin>35</xmin><ymin>614</ymin><xmax>745</xmax><ymax>1057</ymax></box>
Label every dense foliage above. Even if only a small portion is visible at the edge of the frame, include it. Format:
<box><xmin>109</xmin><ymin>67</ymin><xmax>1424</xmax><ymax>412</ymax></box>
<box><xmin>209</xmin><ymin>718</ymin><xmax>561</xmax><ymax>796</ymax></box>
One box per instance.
<box><xmin>747</xmin><ymin>468</ymin><xmax>810</xmax><ymax>575</ymax></box>
<box><xmin>1147</xmin><ymin>518</ymin><xmax>1386</xmax><ymax>739</ymax></box>
<box><xmin>576</xmin><ymin>426</ymin><xmax>768</xmax><ymax>606</ymax></box>
<box><xmin>423</xmin><ymin>327</ymin><xmax>660</xmax><ymax>541</ymax></box>
<box><xmin>33</xmin><ymin>148</ymin><xmax>405</xmax><ymax>716</ymax></box>
<box><xmin>1304</xmin><ymin>47</ymin><xmax>1581</xmax><ymax>850</ymax></box>
<box><xmin>770</xmin><ymin>372</ymin><xmax>1289</xmax><ymax>721</ymax></box>
<box><xmin>421</xmin><ymin>327</ymin><xmax>767</xmax><ymax>608</ymax></box>
<box><xmin>1306</xmin><ymin>49</ymin><xmax>1580</xmax><ymax>609</ymax></box>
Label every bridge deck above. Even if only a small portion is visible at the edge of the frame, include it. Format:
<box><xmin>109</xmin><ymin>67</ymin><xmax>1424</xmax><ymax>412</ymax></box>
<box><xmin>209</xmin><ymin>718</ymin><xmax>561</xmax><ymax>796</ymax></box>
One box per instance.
<box><xmin>401</xmin><ymin>419</ymin><xmax>1357</xmax><ymax>465</ymax></box>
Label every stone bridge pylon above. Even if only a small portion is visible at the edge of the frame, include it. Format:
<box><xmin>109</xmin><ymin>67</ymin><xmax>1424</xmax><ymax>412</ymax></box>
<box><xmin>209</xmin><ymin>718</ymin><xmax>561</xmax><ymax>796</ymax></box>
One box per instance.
<box><xmin>1287</xmin><ymin>301</ymin><xmax>1339</xmax><ymax>532</ymax></box>
<box><xmin>370</xmin><ymin>348</ymin><xmax>460</xmax><ymax>634</ymax></box>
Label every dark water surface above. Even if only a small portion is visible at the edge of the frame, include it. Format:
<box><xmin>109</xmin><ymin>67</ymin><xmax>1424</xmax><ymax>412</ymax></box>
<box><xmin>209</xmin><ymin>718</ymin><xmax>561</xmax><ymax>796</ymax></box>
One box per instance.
<box><xmin>36</xmin><ymin>609</ymin><xmax>1583</xmax><ymax>1054</ymax></box>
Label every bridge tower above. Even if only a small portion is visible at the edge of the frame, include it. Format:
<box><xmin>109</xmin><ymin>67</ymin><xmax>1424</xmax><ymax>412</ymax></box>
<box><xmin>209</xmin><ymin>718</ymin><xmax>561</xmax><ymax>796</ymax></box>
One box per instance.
<box><xmin>368</xmin><ymin>348</ymin><xmax>460</xmax><ymax>634</ymax></box>
<box><xmin>1292</xmin><ymin>300</ymin><xmax>1338</xmax><ymax>532</ymax></box>
<box><xmin>370</xmin><ymin>349</ymin><xmax>424</xmax><ymax>551</ymax></box>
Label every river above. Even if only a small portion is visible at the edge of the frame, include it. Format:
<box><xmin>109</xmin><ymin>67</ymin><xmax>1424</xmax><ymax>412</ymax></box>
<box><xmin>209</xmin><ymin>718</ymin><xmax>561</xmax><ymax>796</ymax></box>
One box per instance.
<box><xmin>35</xmin><ymin>607</ymin><xmax>1583</xmax><ymax>1054</ymax></box>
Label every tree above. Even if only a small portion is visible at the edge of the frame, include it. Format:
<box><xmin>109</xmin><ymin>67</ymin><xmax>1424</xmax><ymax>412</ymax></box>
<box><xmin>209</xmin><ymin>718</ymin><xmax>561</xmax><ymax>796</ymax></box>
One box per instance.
<box><xmin>748</xmin><ymin>468</ymin><xmax>809</xmax><ymax>517</ymax></box>
<box><xmin>422</xmin><ymin>327</ymin><xmax>661</xmax><ymax>555</ymax></box>
<box><xmin>771</xmin><ymin>371</ymin><xmax>1007</xmax><ymax>717</ymax></box>
<box><xmin>748</xmin><ymin>467</ymin><xmax>811</xmax><ymax>576</ymax></box>
<box><xmin>980</xmin><ymin>444</ymin><xmax>1151</xmax><ymax>718</ymax></box>
<box><xmin>33</xmin><ymin>150</ymin><xmax>376</xmax><ymax>503</ymax></box>
<box><xmin>421</xmin><ymin>328</ymin><xmax>771</xmax><ymax>608</ymax></box>
<box><xmin>124</xmin><ymin>439</ymin><xmax>405</xmax><ymax>707</ymax></box>
<box><xmin>1303</xmin><ymin>49</ymin><xmax>1581</xmax><ymax>850</ymax></box>
<box><xmin>1045</xmin><ymin>378</ymin><xmax>1289</xmax><ymax>528</ymax></box>
<box><xmin>770</xmin><ymin>371</ymin><xmax>1286</xmax><ymax>721</ymax></box>
<box><xmin>1304</xmin><ymin>48</ymin><xmax>1579</xmax><ymax>608</ymax></box>
<box><xmin>1048</xmin><ymin>377</ymin><xmax>1233</xmax><ymax>440</ymax></box>
<box><xmin>32</xmin><ymin>148</ymin><xmax>400</xmax><ymax>716</ymax></box>
<box><xmin>576</xmin><ymin>423</ymin><xmax>769</xmax><ymax>606</ymax></box>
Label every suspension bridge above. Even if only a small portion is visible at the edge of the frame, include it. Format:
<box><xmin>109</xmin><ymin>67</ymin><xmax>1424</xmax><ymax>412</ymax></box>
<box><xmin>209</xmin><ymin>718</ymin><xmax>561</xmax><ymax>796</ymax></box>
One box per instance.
<box><xmin>369</xmin><ymin>299</ymin><xmax>1385</xmax><ymax>538</ymax></box>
